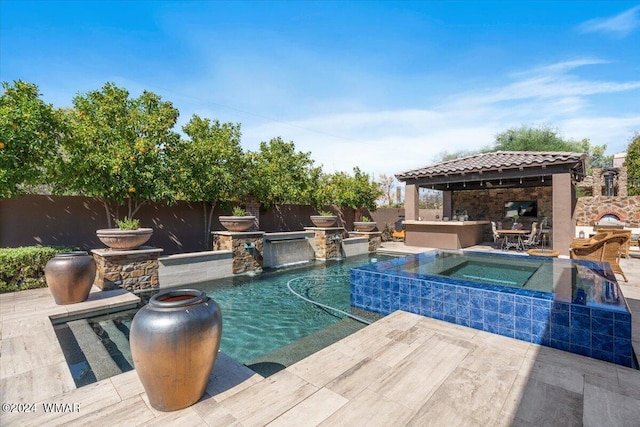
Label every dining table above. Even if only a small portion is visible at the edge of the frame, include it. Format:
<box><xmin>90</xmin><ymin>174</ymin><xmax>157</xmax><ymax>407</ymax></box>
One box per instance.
<box><xmin>497</xmin><ymin>229</ymin><xmax>530</xmax><ymax>251</ymax></box>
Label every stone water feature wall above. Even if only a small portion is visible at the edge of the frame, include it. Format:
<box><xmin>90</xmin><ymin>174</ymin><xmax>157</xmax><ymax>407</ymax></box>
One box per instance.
<box><xmin>92</xmin><ymin>247</ymin><xmax>163</xmax><ymax>292</ymax></box>
<box><xmin>213</xmin><ymin>231</ymin><xmax>264</xmax><ymax>274</ymax></box>
<box><xmin>306</xmin><ymin>227</ymin><xmax>344</xmax><ymax>260</ymax></box>
<box><xmin>349</xmin><ymin>231</ymin><xmax>382</xmax><ymax>252</ymax></box>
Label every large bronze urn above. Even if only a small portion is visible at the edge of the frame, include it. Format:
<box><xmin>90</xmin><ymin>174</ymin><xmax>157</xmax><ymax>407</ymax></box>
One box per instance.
<box><xmin>45</xmin><ymin>251</ymin><xmax>96</xmax><ymax>305</ymax></box>
<box><xmin>130</xmin><ymin>289</ymin><xmax>222</xmax><ymax>411</ymax></box>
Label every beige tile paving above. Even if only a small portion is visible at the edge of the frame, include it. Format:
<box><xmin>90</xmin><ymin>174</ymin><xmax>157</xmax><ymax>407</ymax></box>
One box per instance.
<box><xmin>1</xmin><ymin>249</ymin><xmax>639</xmax><ymax>426</ymax></box>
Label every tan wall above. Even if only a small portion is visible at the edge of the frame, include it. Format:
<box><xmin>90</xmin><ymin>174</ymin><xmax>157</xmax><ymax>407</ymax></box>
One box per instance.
<box><xmin>0</xmin><ymin>195</ymin><xmax>358</xmax><ymax>254</ymax></box>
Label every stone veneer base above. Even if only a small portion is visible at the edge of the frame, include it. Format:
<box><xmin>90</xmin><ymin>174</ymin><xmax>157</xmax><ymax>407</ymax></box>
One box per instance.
<box><xmin>212</xmin><ymin>231</ymin><xmax>265</xmax><ymax>274</ymax></box>
<box><xmin>91</xmin><ymin>246</ymin><xmax>163</xmax><ymax>292</ymax></box>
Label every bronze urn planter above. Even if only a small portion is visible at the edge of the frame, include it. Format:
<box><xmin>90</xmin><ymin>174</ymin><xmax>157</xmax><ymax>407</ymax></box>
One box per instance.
<box><xmin>354</xmin><ymin>221</ymin><xmax>377</xmax><ymax>232</ymax></box>
<box><xmin>130</xmin><ymin>289</ymin><xmax>222</xmax><ymax>412</ymax></box>
<box><xmin>310</xmin><ymin>215</ymin><xmax>338</xmax><ymax>227</ymax></box>
<box><xmin>219</xmin><ymin>215</ymin><xmax>256</xmax><ymax>232</ymax></box>
<box><xmin>45</xmin><ymin>251</ymin><xmax>96</xmax><ymax>305</ymax></box>
<box><xmin>96</xmin><ymin>228</ymin><xmax>153</xmax><ymax>250</ymax></box>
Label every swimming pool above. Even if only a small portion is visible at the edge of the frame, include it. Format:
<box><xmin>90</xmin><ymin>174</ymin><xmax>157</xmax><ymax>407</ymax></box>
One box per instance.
<box><xmin>55</xmin><ymin>254</ymin><xmax>388</xmax><ymax>385</ymax></box>
<box><xmin>351</xmin><ymin>250</ymin><xmax>635</xmax><ymax>368</ymax></box>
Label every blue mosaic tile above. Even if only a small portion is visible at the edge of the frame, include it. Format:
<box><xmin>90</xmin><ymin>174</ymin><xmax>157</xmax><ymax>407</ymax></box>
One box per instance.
<box><xmin>444</xmin><ymin>314</ymin><xmax>456</xmax><ymax>323</ymax></box>
<box><xmin>485</xmin><ymin>310</ymin><xmax>499</xmax><ymax>325</ymax></box>
<box><xmin>432</xmin><ymin>300</ymin><xmax>443</xmax><ymax>316</ymax></box>
<box><xmin>550</xmin><ymin>339</ymin><xmax>571</xmax><ymax>351</ymax></box>
<box><xmin>614</xmin><ymin>312</ymin><xmax>631</xmax><ymax>323</ymax></box>
<box><xmin>444</xmin><ymin>289</ymin><xmax>456</xmax><ymax>304</ymax></box>
<box><xmin>499</xmin><ymin>313</ymin><xmax>514</xmax><ymax>329</ymax></box>
<box><xmin>532</xmin><ymin>298</ymin><xmax>552</xmax><ymax>309</ymax></box>
<box><xmin>592</xmin><ymin>333</ymin><xmax>614</xmax><ymax>353</ymax></box>
<box><xmin>591</xmin><ymin>308</ymin><xmax>614</xmax><ymax>320</ymax></box>
<box><xmin>484</xmin><ymin>297</ymin><xmax>499</xmax><ymax>312</ymax></box>
<box><xmin>432</xmin><ymin>286</ymin><xmax>444</xmax><ymax>301</ymax></box>
<box><xmin>420</xmin><ymin>298</ymin><xmax>431</xmax><ymax>316</ymax></box>
<box><xmin>551</xmin><ymin>324</ymin><xmax>570</xmax><ymax>342</ymax></box>
<box><xmin>614</xmin><ymin>320</ymin><xmax>631</xmax><ymax>339</ymax></box>
<box><xmin>420</xmin><ymin>283</ymin><xmax>432</xmax><ymax>299</ymax></box>
<box><xmin>551</xmin><ymin>311</ymin><xmax>570</xmax><ymax>327</ymax></box>
<box><xmin>457</xmin><ymin>317</ymin><xmax>470</xmax><ymax>327</ymax></box>
<box><xmin>389</xmin><ymin>297</ymin><xmax>400</xmax><ymax>312</ymax></box>
<box><xmin>399</xmin><ymin>293</ymin><xmax>410</xmax><ymax>310</ymax></box>
<box><xmin>515</xmin><ymin>303</ymin><xmax>531</xmax><ymax>319</ymax></box>
<box><xmin>499</xmin><ymin>300</ymin><xmax>514</xmax><ymax>316</ymax></box>
<box><xmin>484</xmin><ymin>323</ymin><xmax>499</xmax><ymax>334</ymax></box>
<box><xmin>409</xmin><ymin>294</ymin><xmax>420</xmax><ymax>313</ymax></box>
<box><xmin>532</xmin><ymin>305</ymin><xmax>551</xmax><ymax>322</ymax></box>
<box><xmin>515</xmin><ymin>330</ymin><xmax>531</xmax><ymax>342</ymax></box>
<box><xmin>498</xmin><ymin>326</ymin><xmax>515</xmax><ymax>338</ymax></box>
<box><xmin>515</xmin><ymin>317</ymin><xmax>531</xmax><ymax>334</ymax></box>
<box><xmin>614</xmin><ymin>355</ymin><xmax>633</xmax><ymax>368</ymax></box>
<box><xmin>592</xmin><ymin>349</ymin><xmax>615</xmax><ymax>364</ymax></box>
<box><xmin>514</xmin><ymin>295</ymin><xmax>530</xmax><ymax>306</ymax></box>
<box><xmin>592</xmin><ymin>317</ymin><xmax>614</xmax><ymax>336</ymax></box>
<box><xmin>570</xmin><ymin>305</ymin><xmax>591</xmax><ymax>316</ymax></box>
<box><xmin>499</xmin><ymin>293</ymin><xmax>515</xmax><ymax>304</ymax></box>
<box><xmin>471</xmin><ymin>320</ymin><xmax>484</xmax><ymax>330</ymax></box>
<box><xmin>614</xmin><ymin>337</ymin><xmax>633</xmax><ymax>355</ymax></box>
<box><xmin>470</xmin><ymin>308</ymin><xmax>483</xmax><ymax>323</ymax></box>
<box><xmin>444</xmin><ymin>303</ymin><xmax>456</xmax><ymax>317</ymax></box>
<box><xmin>570</xmin><ymin>344</ymin><xmax>591</xmax><ymax>357</ymax></box>
<box><xmin>553</xmin><ymin>302</ymin><xmax>570</xmax><ymax>312</ymax></box>
<box><xmin>570</xmin><ymin>327</ymin><xmax>591</xmax><ymax>348</ymax></box>
<box><xmin>531</xmin><ymin>320</ymin><xmax>549</xmax><ymax>336</ymax></box>
<box><xmin>456</xmin><ymin>292</ymin><xmax>470</xmax><ymax>306</ymax></box>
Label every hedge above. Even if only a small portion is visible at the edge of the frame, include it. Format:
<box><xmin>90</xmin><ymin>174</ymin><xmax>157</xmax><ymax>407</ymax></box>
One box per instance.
<box><xmin>0</xmin><ymin>246</ymin><xmax>79</xmax><ymax>293</ymax></box>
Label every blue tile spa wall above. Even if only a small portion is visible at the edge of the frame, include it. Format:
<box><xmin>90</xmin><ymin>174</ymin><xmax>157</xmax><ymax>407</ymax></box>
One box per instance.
<box><xmin>350</xmin><ymin>268</ymin><xmax>635</xmax><ymax>368</ymax></box>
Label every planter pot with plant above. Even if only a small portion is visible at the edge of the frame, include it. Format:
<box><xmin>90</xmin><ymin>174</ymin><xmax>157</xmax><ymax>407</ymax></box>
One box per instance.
<box><xmin>219</xmin><ymin>207</ymin><xmax>256</xmax><ymax>232</ymax></box>
<box><xmin>354</xmin><ymin>216</ymin><xmax>377</xmax><ymax>232</ymax></box>
<box><xmin>96</xmin><ymin>217</ymin><xmax>153</xmax><ymax>251</ymax></box>
<box><xmin>310</xmin><ymin>210</ymin><xmax>338</xmax><ymax>227</ymax></box>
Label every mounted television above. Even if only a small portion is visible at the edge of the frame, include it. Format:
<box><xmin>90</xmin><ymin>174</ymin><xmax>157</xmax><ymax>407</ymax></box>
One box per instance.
<box><xmin>505</xmin><ymin>200</ymin><xmax>537</xmax><ymax>218</ymax></box>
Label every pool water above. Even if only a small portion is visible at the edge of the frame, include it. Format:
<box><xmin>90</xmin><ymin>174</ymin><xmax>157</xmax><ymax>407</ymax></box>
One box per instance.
<box><xmin>55</xmin><ymin>254</ymin><xmax>389</xmax><ymax>385</ymax></box>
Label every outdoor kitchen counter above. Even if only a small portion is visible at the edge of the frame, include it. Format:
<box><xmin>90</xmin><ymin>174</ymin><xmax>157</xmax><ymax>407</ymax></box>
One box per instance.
<box><xmin>403</xmin><ymin>220</ymin><xmax>491</xmax><ymax>250</ymax></box>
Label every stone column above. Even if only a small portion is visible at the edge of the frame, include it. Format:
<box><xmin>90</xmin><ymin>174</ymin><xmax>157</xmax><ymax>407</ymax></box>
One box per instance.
<box><xmin>92</xmin><ymin>247</ymin><xmax>163</xmax><ymax>292</ymax></box>
<box><xmin>305</xmin><ymin>227</ymin><xmax>344</xmax><ymax>260</ymax></box>
<box><xmin>212</xmin><ymin>231</ymin><xmax>264</xmax><ymax>274</ymax></box>
<box><xmin>442</xmin><ymin>191</ymin><xmax>453</xmax><ymax>219</ymax></box>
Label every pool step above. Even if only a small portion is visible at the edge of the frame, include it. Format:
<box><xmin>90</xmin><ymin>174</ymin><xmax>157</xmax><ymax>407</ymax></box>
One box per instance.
<box><xmin>98</xmin><ymin>320</ymin><xmax>134</xmax><ymax>368</ymax></box>
<box><xmin>246</xmin><ymin>318</ymin><xmax>365</xmax><ymax>377</ymax></box>
<box><xmin>67</xmin><ymin>319</ymin><xmax>122</xmax><ymax>381</ymax></box>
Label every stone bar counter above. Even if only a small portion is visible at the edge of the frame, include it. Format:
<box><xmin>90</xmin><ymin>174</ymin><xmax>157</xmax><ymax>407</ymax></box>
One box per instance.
<box><xmin>404</xmin><ymin>220</ymin><xmax>490</xmax><ymax>250</ymax></box>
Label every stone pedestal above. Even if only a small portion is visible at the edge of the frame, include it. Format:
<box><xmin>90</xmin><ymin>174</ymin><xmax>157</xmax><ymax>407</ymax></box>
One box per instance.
<box><xmin>91</xmin><ymin>246</ymin><xmax>163</xmax><ymax>292</ymax></box>
<box><xmin>305</xmin><ymin>227</ymin><xmax>344</xmax><ymax>260</ymax></box>
<box><xmin>349</xmin><ymin>231</ymin><xmax>382</xmax><ymax>252</ymax></box>
<box><xmin>212</xmin><ymin>231</ymin><xmax>264</xmax><ymax>274</ymax></box>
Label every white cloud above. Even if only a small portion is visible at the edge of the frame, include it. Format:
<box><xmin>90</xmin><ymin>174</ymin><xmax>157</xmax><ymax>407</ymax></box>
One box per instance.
<box><xmin>578</xmin><ymin>5</ymin><xmax>640</xmax><ymax>38</ymax></box>
<box><xmin>240</xmin><ymin>59</ymin><xmax>640</xmax><ymax>178</ymax></box>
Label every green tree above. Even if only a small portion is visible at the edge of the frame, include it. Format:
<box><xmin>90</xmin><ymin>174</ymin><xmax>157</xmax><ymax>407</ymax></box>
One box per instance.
<box><xmin>492</xmin><ymin>125</ymin><xmax>611</xmax><ymax>172</ymax></box>
<box><xmin>171</xmin><ymin>115</ymin><xmax>245</xmax><ymax>247</ymax></box>
<box><xmin>326</xmin><ymin>167</ymin><xmax>382</xmax><ymax>220</ymax></box>
<box><xmin>54</xmin><ymin>83</ymin><xmax>180</xmax><ymax>226</ymax></box>
<box><xmin>626</xmin><ymin>132</ymin><xmax>640</xmax><ymax>196</ymax></box>
<box><xmin>246</xmin><ymin>137</ymin><xmax>322</xmax><ymax>207</ymax></box>
<box><xmin>0</xmin><ymin>80</ymin><xmax>64</xmax><ymax>198</ymax></box>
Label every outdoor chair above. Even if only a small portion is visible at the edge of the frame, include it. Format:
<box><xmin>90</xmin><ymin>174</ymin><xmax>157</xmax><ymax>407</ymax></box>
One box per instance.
<box><xmin>570</xmin><ymin>233</ymin><xmax>629</xmax><ymax>282</ymax></box>
<box><xmin>521</xmin><ymin>222</ymin><xmax>539</xmax><ymax>250</ymax></box>
<box><xmin>491</xmin><ymin>221</ymin><xmax>503</xmax><ymax>248</ymax></box>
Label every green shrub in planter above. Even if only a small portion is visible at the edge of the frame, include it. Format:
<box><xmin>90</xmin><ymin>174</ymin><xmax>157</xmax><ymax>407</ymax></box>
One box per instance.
<box><xmin>0</xmin><ymin>246</ymin><xmax>78</xmax><ymax>293</ymax></box>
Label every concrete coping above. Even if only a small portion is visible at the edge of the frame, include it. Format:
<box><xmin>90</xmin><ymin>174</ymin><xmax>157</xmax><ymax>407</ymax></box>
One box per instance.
<box><xmin>159</xmin><ymin>250</ymin><xmax>232</xmax><ymax>263</ymax></box>
<box><xmin>349</xmin><ymin>231</ymin><xmax>382</xmax><ymax>236</ymax></box>
<box><xmin>91</xmin><ymin>246</ymin><xmax>164</xmax><ymax>257</ymax></box>
<box><xmin>211</xmin><ymin>231</ymin><xmax>266</xmax><ymax>236</ymax></box>
<box><xmin>264</xmin><ymin>231</ymin><xmax>315</xmax><ymax>241</ymax></box>
<box><xmin>343</xmin><ymin>236</ymin><xmax>368</xmax><ymax>244</ymax></box>
<box><xmin>304</xmin><ymin>227</ymin><xmax>345</xmax><ymax>231</ymax></box>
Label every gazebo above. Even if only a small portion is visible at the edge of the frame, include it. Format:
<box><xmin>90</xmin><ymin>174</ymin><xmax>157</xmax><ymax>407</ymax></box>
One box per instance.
<box><xmin>395</xmin><ymin>151</ymin><xmax>587</xmax><ymax>256</ymax></box>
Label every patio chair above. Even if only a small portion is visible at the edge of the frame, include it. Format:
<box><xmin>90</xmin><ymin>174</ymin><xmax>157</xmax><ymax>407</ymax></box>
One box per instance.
<box><xmin>491</xmin><ymin>221</ymin><xmax>503</xmax><ymax>248</ymax></box>
<box><xmin>570</xmin><ymin>233</ymin><xmax>629</xmax><ymax>282</ymax></box>
<box><xmin>521</xmin><ymin>222</ymin><xmax>539</xmax><ymax>250</ymax></box>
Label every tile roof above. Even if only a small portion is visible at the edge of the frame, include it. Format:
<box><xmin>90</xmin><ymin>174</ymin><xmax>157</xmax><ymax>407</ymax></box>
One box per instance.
<box><xmin>395</xmin><ymin>151</ymin><xmax>586</xmax><ymax>181</ymax></box>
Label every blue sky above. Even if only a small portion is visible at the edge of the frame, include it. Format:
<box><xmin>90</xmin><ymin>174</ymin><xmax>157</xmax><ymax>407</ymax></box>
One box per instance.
<box><xmin>2</xmin><ymin>1</ymin><xmax>639</xmax><ymax>179</ymax></box>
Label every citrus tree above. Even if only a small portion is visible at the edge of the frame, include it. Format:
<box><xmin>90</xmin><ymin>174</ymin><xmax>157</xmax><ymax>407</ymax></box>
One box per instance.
<box><xmin>626</xmin><ymin>132</ymin><xmax>640</xmax><ymax>196</ymax></box>
<box><xmin>325</xmin><ymin>167</ymin><xmax>382</xmax><ymax>220</ymax></box>
<box><xmin>54</xmin><ymin>83</ymin><xmax>180</xmax><ymax>227</ymax></box>
<box><xmin>0</xmin><ymin>80</ymin><xmax>64</xmax><ymax>198</ymax></box>
<box><xmin>246</xmin><ymin>137</ymin><xmax>322</xmax><ymax>207</ymax></box>
<box><xmin>170</xmin><ymin>115</ymin><xmax>246</xmax><ymax>247</ymax></box>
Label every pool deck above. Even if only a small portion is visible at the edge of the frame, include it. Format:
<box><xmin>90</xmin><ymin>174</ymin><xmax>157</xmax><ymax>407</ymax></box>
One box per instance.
<box><xmin>1</xmin><ymin>245</ymin><xmax>639</xmax><ymax>426</ymax></box>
